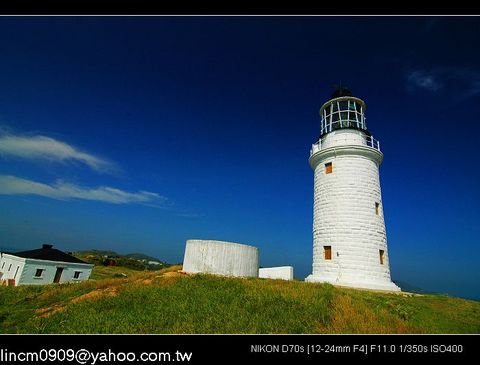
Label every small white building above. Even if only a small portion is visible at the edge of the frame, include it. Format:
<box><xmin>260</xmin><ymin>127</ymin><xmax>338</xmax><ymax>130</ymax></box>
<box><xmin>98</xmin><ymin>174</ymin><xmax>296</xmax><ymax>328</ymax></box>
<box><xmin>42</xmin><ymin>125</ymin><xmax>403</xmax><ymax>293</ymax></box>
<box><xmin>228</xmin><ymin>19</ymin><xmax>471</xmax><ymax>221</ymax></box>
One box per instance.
<box><xmin>259</xmin><ymin>266</ymin><xmax>294</xmax><ymax>281</ymax></box>
<box><xmin>0</xmin><ymin>244</ymin><xmax>93</xmax><ymax>286</ymax></box>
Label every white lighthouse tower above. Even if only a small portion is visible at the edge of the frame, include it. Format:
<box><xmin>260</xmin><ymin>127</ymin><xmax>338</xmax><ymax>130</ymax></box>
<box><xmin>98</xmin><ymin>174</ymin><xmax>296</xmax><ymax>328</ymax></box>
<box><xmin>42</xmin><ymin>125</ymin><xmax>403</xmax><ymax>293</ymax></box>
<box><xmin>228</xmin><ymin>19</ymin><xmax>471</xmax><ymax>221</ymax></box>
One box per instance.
<box><xmin>305</xmin><ymin>87</ymin><xmax>400</xmax><ymax>292</ymax></box>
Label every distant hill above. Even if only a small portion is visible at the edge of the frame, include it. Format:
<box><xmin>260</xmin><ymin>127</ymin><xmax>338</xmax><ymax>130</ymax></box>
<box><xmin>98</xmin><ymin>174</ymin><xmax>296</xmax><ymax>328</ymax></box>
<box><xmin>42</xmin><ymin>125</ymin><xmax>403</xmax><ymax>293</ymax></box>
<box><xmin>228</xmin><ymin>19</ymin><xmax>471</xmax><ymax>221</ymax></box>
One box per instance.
<box><xmin>73</xmin><ymin>250</ymin><xmax>170</xmax><ymax>271</ymax></box>
<box><xmin>73</xmin><ymin>249</ymin><xmax>119</xmax><ymax>257</ymax></box>
<box><xmin>124</xmin><ymin>252</ymin><xmax>165</xmax><ymax>264</ymax></box>
<box><xmin>0</xmin><ymin>266</ymin><xmax>478</xmax><ymax>334</ymax></box>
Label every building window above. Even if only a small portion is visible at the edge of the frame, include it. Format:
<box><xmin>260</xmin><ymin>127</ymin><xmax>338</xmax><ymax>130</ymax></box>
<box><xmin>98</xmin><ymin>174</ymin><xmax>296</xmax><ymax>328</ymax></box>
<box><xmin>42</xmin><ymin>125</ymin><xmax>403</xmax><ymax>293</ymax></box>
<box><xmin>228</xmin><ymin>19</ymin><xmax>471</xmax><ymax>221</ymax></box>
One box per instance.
<box><xmin>35</xmin><ymin>269</ymin><xmax>44</xmax><ymax>278</ymax></box>
<box><xmin>325</xmin><ymin>162</ymin><xmax>333</xmax><ymax>174</ymax></box>
<box><xmin>8</xmin><ymin>264</ymin><xmax>12</xmax><ymax>271</ymax></box>
<box><xmin>379</xmin><ymin>250</ymin><xmax>385</xmax><ymax>265</ymax></box>
<box><xmin>324</xmin><ymin>246</ymin><xmax>332</xmax><ymax>260</ymax></box>
<box><xmin>73</xmin><ymin>271</ymin><xmax>82</xmax><ymax>279</ymax></box>
<box><xmin>375</xmin><ymin>202</ymin><xmax>380</xmax><ymax>215</ymax></box>
<box><xmin>1</xmin><ymin>262</ymin><xmax>4</xmax><ymax>270</ymax></box>
<box><xmin>13</xmin><ymin>266</ymin><xmax>20</xmax><ymax>280</ymax></box>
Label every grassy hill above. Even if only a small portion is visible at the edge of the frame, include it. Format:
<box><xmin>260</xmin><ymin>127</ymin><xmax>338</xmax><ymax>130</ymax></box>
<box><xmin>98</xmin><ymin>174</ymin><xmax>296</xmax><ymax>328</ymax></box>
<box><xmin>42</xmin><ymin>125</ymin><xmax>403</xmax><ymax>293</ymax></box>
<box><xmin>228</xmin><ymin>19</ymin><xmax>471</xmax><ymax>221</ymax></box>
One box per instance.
<box><xmin>0</xmin><ymin>265</ymin><xmax>478</xmax><ymax>334</ymax></box>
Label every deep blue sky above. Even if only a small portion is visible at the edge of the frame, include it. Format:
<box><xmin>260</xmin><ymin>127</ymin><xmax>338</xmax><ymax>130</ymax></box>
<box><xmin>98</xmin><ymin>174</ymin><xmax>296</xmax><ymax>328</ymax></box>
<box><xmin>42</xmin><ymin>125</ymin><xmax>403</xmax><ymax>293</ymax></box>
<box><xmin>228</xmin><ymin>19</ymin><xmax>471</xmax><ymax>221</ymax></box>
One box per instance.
<box><xmin>0</xmin><ymin>17</ymin><xmax>479</xmax><ymax>300</ymax></box>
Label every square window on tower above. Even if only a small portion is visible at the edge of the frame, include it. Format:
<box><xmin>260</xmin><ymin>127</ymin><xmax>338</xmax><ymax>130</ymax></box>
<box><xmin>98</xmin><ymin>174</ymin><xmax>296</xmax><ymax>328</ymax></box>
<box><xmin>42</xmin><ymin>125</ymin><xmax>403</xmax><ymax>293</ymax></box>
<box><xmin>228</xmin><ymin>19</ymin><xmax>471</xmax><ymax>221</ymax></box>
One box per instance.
<box><xmin>325</xmin><ymin>162</ymin><xmax>333</xmax><ymax>174</ymax></box>
<box><xmin>324</xmin><ymin>246</ymin><xmax>332</xmax><ymax>260</ymax></box>
<box><xmin>379</xmin><ymin>250</ymin><xmax>385</xmax><ymax>265</ymax></box>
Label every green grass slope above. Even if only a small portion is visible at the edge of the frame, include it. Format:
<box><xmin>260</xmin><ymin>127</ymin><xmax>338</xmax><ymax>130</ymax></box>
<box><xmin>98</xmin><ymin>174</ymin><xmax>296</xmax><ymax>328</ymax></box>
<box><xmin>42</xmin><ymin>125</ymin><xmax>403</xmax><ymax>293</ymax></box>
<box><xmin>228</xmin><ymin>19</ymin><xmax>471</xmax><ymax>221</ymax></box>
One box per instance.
<box><xmin>0</xmin><ymin>266</ymin><xmax>478</xmax><ymax>334</ymax></box>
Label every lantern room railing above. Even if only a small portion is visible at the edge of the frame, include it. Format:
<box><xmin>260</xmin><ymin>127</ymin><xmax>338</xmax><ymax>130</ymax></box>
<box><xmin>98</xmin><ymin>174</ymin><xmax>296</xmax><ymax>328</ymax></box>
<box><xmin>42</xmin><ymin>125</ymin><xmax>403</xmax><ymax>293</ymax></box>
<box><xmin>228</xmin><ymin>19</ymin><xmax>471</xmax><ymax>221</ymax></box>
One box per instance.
<box><xmin>310</xmin><ymin>134</ymin><xmax>381</xmax><ymax>156</ymax></box>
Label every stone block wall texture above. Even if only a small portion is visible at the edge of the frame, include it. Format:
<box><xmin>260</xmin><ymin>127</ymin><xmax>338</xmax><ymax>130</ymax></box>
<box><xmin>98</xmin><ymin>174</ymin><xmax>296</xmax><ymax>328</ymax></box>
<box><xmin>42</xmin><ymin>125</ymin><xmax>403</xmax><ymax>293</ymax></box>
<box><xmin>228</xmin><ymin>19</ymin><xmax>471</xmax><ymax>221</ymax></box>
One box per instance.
<box><xmin>259</xmin><ymin>266</ymin><xmax>294</xmax><ymax>280</ymax></box>
<box><xmin>182</xmin><ymin>240</ymin><xmax>259</xmax><ymax>278</ymax></box>
<box><xmin>306</xmin><ymin>130</ymin><xmax>400</xmax><ymax>291</ymax></box>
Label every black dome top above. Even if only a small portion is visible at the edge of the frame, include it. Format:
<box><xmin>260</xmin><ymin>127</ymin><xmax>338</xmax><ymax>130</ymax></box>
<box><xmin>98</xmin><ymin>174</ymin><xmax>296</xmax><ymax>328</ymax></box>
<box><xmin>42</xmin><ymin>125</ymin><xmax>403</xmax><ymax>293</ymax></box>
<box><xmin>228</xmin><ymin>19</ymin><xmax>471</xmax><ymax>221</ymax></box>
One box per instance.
<box><xmin>330</xmin><ymin>86</ymin><xmax>353</xmax><ymax>100</ymax></box>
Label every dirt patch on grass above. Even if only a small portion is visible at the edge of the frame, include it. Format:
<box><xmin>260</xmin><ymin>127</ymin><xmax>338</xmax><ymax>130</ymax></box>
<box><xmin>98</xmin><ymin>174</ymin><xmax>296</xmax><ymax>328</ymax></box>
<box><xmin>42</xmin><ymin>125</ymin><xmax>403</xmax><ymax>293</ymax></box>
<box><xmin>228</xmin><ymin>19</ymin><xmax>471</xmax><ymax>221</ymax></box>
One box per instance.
<box><xmin>35</xmin><ymin>288</ymin><xmax>119</xmax><ymax>318</ymax></box>
<box><xmin>35</xmin><ymin>304</ymin><xmax>66</xmax><ymax>318</ymax></box>
<box><xmin>129</xmin><ymin>270</ymin><xmax>185</xmax><ymax>287</ymax></box>
<box><xmin>70</xmin><ymin>288</ymin><xmax>118</xmax><ymax>304</ymax></box>
<box><xmin>132</xmin><ymin>278</ymin><xmax>153</xmax><ymax>285</ymax></box>
<box><xmin>161</xmin><ymin>271</ymin><xmax>187</xmax><ymax>278</ymax></box>
<box><xmin>147</xmin><ymin>270</ymin><xmax>187</xmax><ymax>287</ymax></box>
<box><xmin>34</xmin><ymin>267</ymin><xmax>184</xmax><ymax>320</ymax></box>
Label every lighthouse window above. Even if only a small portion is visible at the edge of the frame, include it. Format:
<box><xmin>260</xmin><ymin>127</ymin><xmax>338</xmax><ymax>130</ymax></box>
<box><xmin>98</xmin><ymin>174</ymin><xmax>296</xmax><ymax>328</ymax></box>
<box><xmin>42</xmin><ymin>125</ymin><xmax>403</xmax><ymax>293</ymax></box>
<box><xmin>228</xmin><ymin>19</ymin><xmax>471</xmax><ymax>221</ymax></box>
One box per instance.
<box><xmin>325</xmin><ymin>162</ymin><xmax>333</xmax><ymax>174</ymax></box>
<box><xmin>379</xmin><ymin>250</ymin><xmax>385</xmax><ymax>265</ymax></box>
<box><xmin>375</xmin><ymin>202</ymin><xmax>380</xmax><ymax>215</ymax></box>
<box><xmin>324</xmin><ymin>246</ymin><xmax>332</xmax><ymax>260</ymax></box>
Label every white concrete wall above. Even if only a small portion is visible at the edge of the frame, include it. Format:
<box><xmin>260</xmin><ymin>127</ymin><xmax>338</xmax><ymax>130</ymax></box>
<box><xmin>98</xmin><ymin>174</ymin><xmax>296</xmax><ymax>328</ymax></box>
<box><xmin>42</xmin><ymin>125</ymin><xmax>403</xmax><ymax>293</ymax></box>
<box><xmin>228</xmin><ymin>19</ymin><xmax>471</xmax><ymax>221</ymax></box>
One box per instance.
<box><xmin>0</xmin><ymin>254</ymin><xmax>93</xmax><ymax>286</ymax></box>
<box><xmin>306</xmin><ymin>130</ymin><xmax>400</xmax><ymax>291</ymax></box>
<box><xmin>0</xmin><ymin>254</ymin><xmax>25</xmax><ymax>284</ymax></box>
<box><xmin>19</xmin><ymin>258</ymin><xmax>93</xmax><ymax>285</ymax></box>
<box><xmin>183</xmin><ymin>239</ymin><xmax>259</xmax><ymax>278</ymax></box>
<box><xmin>321</xmin><ymin>129</ymin><xmax>368</xmax><ymax>149</ymax></box>
<box><xmin>259</xmin><ymin>266</ymin><xmax>293</xmax><ymax>280</ymax></box>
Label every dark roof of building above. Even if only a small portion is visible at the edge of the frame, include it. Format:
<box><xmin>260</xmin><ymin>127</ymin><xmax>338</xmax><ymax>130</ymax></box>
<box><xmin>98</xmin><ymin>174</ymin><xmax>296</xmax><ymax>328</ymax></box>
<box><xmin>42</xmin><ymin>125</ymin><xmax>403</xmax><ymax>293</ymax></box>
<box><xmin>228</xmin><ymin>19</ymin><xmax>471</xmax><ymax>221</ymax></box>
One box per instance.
<box><xmin>9</xmin><ymin>244</ymin><xmax>89</xmax><ymax>264</ymax></box>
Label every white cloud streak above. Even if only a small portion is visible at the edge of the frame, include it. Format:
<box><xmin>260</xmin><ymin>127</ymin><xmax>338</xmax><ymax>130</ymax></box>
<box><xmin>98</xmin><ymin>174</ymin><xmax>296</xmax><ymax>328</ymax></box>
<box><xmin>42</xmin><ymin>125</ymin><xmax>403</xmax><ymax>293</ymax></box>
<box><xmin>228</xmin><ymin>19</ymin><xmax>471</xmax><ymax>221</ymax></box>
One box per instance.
<box><xmin>0</xmin><ymin>133</ymin><xmax>117</xmax><ymax>173</ymax></box>
<box><xmin>0</xmin><ymin>175</ymin><xmax>164</xmax><ymax>205</ymax></box>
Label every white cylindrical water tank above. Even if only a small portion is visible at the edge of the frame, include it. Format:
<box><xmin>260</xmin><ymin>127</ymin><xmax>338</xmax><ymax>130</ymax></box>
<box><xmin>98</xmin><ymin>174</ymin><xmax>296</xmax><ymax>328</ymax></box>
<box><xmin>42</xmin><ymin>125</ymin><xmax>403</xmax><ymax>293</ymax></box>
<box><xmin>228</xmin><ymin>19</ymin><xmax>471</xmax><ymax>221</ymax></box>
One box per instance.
<box><xmin>182</xmin><ymin>239</ymin><xmax>259</xmax><ymax>278</ymax></box>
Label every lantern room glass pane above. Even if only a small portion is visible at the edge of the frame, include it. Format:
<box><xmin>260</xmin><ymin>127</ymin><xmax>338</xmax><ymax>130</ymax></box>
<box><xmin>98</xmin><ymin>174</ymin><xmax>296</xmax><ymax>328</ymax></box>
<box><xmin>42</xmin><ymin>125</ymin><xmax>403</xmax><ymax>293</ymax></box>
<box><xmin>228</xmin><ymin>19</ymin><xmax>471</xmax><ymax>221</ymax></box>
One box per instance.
<box><xmin>320</xmin><ymin>98</ymin><xmax>366</xmax><ymax>136</ymax></box>
<box><xmin>331</xmin><ymin>112</ymin><xmax>340</xmax><ymax>124</ymax></box>
<box><xmin>332</xmin><ymin>101</ymin><xmax>339</xmax><ymax>113</ymax></box>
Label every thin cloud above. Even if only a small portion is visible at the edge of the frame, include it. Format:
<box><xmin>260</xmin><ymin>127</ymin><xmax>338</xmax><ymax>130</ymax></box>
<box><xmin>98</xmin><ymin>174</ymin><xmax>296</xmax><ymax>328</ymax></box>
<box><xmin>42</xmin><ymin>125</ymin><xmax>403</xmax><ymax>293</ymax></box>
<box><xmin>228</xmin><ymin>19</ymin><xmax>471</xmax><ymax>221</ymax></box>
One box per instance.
<box><xmin>0</xmin><ymin>133</ymin><xmax>118</xmax><ymax>173</ymax></box>
<box><xmin>0</xmin><ymin>175</ymin><xmax>164</xmax><ymax>205</ymax></box>
<box><xmin>407</xmin><ymin>71</ymin><xmax>443</xmax><ymax>92</ymax></box>
<box><xmin>406</xmin><ymin>67</ymin><xmax>480</xmax><ymax>101</ymax></box>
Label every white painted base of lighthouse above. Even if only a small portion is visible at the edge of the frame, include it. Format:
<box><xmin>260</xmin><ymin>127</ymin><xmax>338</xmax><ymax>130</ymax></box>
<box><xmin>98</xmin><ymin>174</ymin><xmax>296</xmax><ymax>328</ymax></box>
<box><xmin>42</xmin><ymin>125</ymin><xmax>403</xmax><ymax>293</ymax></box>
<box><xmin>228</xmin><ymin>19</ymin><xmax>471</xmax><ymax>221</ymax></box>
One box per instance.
<box><xmin>305</xmin><ymin>274</ymin><xmax>400</xmax><ymax>292</ymax></box>
<box><xmin>306</xmin><ymin>129</ymin><xmax>400</xmax><ymax>292</ymax></box>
